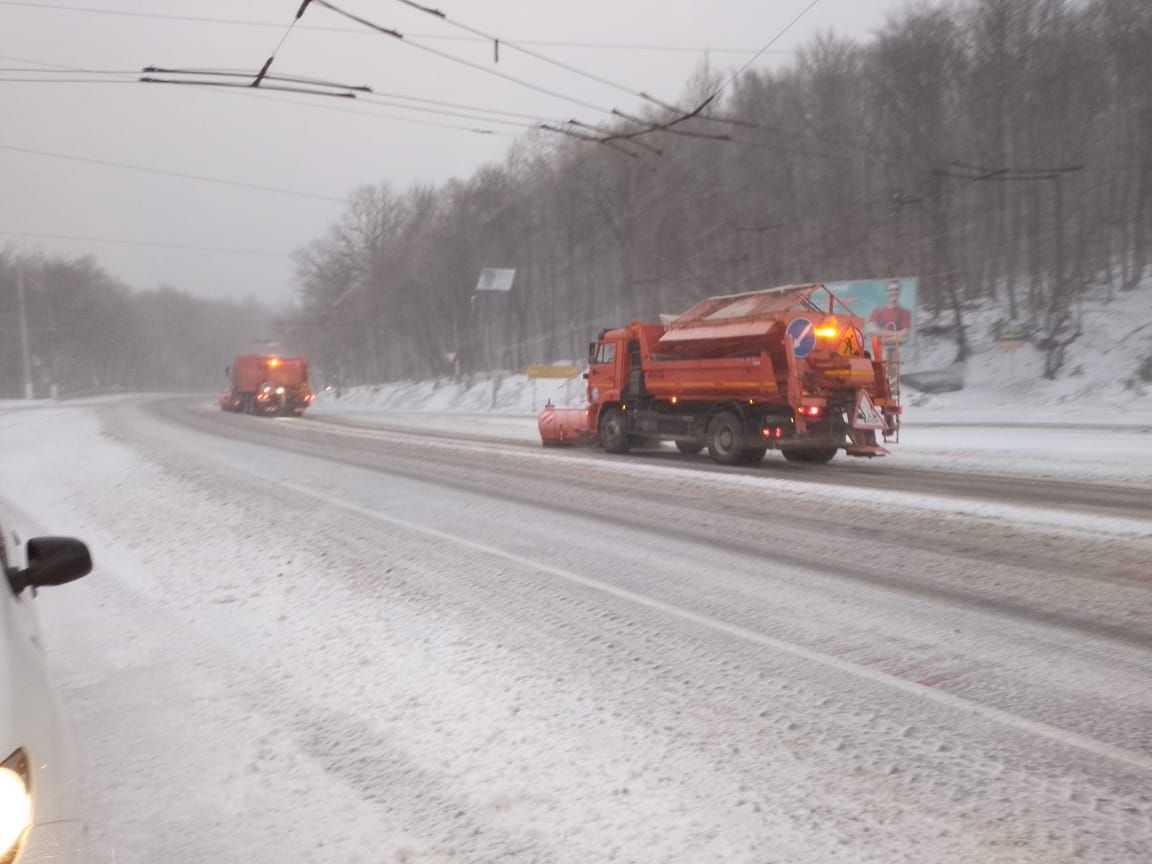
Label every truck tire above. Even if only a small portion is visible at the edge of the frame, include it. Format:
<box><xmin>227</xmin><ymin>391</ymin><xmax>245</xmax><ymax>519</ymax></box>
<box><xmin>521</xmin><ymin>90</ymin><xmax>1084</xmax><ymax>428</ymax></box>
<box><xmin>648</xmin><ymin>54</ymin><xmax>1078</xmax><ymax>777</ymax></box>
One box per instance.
<box><xmin>706</xmin><ymin>411</ymin><xmax>746</xmax><ymax>466</ymax></box>
<box><xmin>599</xmin><ymin>406</ymin><xmax>630</xmax><ymax>454</ymax></box>
<box><xmin>675</xmin><ymin>440</ymin><xmax>704</xmax><ymax>455</ymax></box>
<box><xmin>783</xmin><ymin>446</ymin><xmax>837</xmax><ymax>464</ymax></box>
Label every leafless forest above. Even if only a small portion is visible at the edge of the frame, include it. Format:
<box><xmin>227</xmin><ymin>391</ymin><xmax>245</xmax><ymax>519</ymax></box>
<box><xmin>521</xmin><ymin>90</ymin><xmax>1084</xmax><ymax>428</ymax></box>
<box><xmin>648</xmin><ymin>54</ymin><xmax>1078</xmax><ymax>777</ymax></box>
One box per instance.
<box><xmin>0</xmin><ymin>254</ymin><xmax>269</xmax><ymax>397</ymax></box>
<box><xmin>3</xmin><ymin>0</ymin><xmax>1150</xmax><ymax>394</ymax></box>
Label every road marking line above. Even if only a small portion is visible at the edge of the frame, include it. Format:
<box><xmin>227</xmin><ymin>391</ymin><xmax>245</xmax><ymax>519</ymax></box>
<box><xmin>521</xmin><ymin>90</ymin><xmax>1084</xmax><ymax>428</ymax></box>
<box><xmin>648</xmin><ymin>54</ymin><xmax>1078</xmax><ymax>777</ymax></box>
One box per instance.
<box><xmin>273</xmin><ymin>476</ymin><xmax>1152</xmax><ymax>775</ymax></box>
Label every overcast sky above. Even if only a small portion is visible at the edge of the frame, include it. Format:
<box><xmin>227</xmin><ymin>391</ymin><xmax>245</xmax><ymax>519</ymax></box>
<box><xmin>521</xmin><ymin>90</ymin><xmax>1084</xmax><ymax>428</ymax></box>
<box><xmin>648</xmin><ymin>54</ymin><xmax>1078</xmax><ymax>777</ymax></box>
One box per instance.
<box><xmin>1</xmin><ymin>0</ymin><xmax>897</xmax><ymax>305</ymax></box>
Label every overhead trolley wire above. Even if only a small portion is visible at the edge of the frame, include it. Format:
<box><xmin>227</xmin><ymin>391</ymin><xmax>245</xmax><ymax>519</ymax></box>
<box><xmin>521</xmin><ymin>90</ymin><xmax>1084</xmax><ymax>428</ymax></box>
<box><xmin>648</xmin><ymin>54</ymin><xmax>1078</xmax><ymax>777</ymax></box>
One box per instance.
<box><xmin>310</xmin><ymin>0</ymin><xmax>616</xmax><ymax>117</ymax></box>
<box><xmin>0</xmin><ymin>141</ymin><xmax>347</xmax><ymax>202</ymax></box>
<box><xmin>138</xmin><ymin>1</ymin><xmax>364</xmax><ymax>98</ymax></box>
<box><xmin>0</xmin><ymin>229</ymin><xmax>291</xmax><ymax>258</ymax></box>
<box><xmin>710</xmin><ymin>0</ymin><xmax>823</xmax><ymax>99</ymax></box>
<box><xmin>307</xmin><ymin>0</ymin><xmax>741</xmax><ymax>154</ymax></box>
<box><xmin>0</xmin><ymin>2</ymin><xmax>790</xmax><ymax>55</ymax></box>
<box><xmin>0</xmin><ymin>51</ymin><xmax>526</xmax><ymax>136</ymax></box>
<box><xmin>386</xmin><ymin>0</ymin><xmax>700</xmax><ymax>118</ymax></box>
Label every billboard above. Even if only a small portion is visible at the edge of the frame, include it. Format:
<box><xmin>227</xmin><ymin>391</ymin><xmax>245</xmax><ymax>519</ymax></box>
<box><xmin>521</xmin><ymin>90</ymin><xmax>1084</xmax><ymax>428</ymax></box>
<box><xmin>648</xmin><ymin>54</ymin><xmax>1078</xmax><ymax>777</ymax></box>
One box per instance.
<box><xmin>475</xmin><ymin>268</ymin><xmax>516</xmax><ymax>293</ymax></box>
<box><xmin>824</xmin><ymin>277</ymin><xmax>918</xmax><ymax>350</ymax></box>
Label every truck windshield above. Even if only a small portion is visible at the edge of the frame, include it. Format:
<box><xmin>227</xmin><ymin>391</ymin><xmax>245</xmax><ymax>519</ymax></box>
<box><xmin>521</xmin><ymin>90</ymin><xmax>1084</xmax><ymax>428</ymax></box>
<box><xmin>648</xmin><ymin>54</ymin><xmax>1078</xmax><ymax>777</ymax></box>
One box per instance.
<box><xmin>593</xmin><ymin>342</ymin><xmax>616</xmax><ymax>365</ymax></box>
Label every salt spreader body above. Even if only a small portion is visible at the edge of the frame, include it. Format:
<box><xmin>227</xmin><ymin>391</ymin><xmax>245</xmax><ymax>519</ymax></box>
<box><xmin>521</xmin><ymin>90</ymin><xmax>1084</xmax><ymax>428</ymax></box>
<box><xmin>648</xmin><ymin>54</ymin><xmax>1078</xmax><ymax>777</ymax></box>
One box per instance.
<box><xmin>538</xmin><ymin>283</ymin><xmax>901</xmax><ymax>464</ymax></box>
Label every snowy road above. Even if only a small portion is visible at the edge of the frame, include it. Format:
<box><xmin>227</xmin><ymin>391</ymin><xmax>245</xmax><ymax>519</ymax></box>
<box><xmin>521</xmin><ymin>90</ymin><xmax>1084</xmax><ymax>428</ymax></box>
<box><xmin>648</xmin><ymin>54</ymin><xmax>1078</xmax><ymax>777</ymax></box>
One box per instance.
<box><xmin>2</xmin><ymin>397</ymin><xmax>1151</xmax><ymax>863</ymax></box>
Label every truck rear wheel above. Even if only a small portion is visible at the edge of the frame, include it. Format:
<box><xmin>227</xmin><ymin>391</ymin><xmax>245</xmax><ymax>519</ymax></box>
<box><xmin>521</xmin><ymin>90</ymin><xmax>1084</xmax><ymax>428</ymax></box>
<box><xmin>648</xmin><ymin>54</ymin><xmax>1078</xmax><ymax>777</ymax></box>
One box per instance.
<box><xmin>706</xmin><ymin>411</ymin><xmax>746</xmax><ymax>466</ymax></box>
<box><xmin>599</xmin><ymin>406</ymin><xmax>630</xmax><ymax>454</ymax></box>
<box><xmin>783</xmin><ymin>446</ymin><xmax>838</xmax><ymax>464</ymax></box>
<box><xmin>675</xmin><ymin>440</ymin><xmax>704</xmax><ymax>456</ymax></box>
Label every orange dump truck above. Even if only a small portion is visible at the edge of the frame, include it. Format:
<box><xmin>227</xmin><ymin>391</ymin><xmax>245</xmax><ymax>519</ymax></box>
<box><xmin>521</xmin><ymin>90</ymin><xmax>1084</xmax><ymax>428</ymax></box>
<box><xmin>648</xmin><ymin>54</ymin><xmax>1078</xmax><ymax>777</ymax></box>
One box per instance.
<box><xmin>538</xmin><ymin>283</ymin><xmax>900</xmax><ymax>464</ymax></box>
<box><xmin>220</xmin><ymin>354</ymin><xmax>313</xmax><ymax>416</ymax></box>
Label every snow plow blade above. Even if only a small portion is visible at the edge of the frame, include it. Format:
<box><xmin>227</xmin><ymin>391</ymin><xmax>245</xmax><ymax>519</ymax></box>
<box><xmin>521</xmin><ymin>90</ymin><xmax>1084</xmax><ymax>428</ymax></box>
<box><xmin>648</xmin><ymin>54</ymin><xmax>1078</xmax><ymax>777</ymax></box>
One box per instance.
<box><xmin>538</xmin><ymin>404</ymin><xmax>591</xmax><ymax>447</ymax></box>
<box><xmin>845</xmin><ymin>444</ymin><xmax>890</xmax><ymax>457</ymax></box>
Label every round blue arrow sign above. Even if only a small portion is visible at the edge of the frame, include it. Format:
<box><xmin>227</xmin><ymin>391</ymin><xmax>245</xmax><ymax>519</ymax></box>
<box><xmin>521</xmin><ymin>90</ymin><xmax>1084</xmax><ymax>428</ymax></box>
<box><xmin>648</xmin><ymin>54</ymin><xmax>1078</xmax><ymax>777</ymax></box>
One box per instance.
<box><xmin>786</xmin><ymin>317</ymin><xmax>815</xmax><ymax>359</ymax></box>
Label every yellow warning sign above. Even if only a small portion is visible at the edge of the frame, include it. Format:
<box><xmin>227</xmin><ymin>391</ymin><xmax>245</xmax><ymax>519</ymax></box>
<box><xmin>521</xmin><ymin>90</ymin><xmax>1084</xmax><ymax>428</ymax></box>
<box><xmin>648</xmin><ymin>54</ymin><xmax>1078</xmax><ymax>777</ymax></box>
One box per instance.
<box><xmin>526</xmin><ymin>365</ymin><xmax>580</xmax><ymax>380</ymax></box>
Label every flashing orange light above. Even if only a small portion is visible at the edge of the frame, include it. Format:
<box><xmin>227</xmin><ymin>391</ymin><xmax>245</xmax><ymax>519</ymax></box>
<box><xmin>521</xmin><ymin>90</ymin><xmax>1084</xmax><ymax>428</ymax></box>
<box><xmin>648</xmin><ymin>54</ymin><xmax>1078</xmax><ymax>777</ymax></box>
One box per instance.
<box><xmin>268</xmin><ymin>357</ymin><xmax>282</xmax><ymax>368</ymax></box>
<box><xmin>814</xmin><ymin>326</ymin><xmax>839</xmax><ymax>339</ymax></box>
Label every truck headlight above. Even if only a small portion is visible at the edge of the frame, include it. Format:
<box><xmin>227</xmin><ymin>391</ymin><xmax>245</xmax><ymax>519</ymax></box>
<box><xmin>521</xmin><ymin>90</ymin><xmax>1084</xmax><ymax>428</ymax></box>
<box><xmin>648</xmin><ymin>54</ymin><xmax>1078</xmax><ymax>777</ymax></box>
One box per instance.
<box><xmin>0</xmin><ymin>749</ymin><xmax>31</xmax><ymax>857</ymax></box>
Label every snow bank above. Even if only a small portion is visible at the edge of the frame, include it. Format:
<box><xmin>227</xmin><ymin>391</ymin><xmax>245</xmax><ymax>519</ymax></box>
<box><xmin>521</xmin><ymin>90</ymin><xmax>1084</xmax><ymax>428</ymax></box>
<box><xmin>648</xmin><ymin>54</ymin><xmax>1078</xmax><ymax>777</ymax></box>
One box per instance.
<box><xmin>316</xmin><ymin>276</ymin><xmax>1152</xmax><ymax>427</ymax></box>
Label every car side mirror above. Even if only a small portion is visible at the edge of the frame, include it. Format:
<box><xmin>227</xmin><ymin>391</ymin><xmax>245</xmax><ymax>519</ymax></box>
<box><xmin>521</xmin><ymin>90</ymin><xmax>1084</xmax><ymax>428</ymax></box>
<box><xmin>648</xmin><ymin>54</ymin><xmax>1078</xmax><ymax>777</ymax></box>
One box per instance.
<box><xmin>582</xmin><ymin>372</ymin><xmax>589</xmax><ymax>380</ymax></box>
<box><xmin>9</xmin><ymin>537</ymin><xmax>92</xmax><ymax>593</ymax></box>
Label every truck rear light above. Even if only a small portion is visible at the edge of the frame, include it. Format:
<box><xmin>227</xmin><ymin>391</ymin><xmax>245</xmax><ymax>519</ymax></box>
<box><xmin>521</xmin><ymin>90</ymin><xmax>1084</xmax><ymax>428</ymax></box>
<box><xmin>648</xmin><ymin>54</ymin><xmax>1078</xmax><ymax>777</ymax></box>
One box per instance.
<box><xmin>800</xmin><ymin>405</ymin><xmax>823</xmax><ymax>417</ymax></box>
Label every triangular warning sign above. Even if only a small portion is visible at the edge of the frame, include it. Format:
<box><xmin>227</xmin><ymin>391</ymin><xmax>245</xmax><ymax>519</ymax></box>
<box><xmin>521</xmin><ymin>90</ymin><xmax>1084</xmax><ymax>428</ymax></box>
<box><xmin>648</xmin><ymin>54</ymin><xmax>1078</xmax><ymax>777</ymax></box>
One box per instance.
<box><xmin>852</xmin><ymin>389</ymin><xmax>885</xmax><ymax>430</ymax></box>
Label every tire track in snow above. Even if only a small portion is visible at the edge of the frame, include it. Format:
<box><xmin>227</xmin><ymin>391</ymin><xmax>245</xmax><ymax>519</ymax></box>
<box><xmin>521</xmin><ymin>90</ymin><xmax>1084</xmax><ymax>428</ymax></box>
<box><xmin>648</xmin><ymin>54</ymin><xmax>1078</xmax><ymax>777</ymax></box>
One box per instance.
<box><xmin>155</xmin><ymin>399</ymin><xmax>1152</xmax><ymax>654</ymax></box>
<box><xmin>248</xmin><ymin>470</ymin><xmax>1152</xmax><ymax>777</ymax></box>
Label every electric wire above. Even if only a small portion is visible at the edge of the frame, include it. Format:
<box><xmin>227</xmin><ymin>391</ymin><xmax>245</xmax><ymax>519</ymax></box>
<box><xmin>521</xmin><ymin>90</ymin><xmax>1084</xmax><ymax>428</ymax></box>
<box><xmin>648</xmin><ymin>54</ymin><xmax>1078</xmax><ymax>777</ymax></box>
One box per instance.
<box><xmin>387</xmin><ymin>0</ymin><xmax>694</xmax><ymax>116</ymax></box>
<box><xmin>0</xmin><ymin>229</ymin><xmax>290</xmax><ymax>257</ymax></box>
<box><xmin>141</xmin><ymin>66</ymin><xmax>372</xmax><ymax>92</ymax></box>
<box><xmin>0</xmin><ymin>52</ymin><xmax>526</xmax><ymax>135</ymax></box>
<box><xmin>311</xmin><ymin>0</ymin><xmax>617</xmax><ymax>117</ymax></box>
<box><xmin>0</xmin><ymin>142</ymin><xmax>347</xmax><ymax>202</ymax></box>
<box><xmin>0</xmin><ymin>2</ymin><xmax>787</xmax><ymax>55</ymax></box>
<box><xmin>712</xmin><ymin>0</ymin><xmax>822</xmax><ymax>99</ymax></box>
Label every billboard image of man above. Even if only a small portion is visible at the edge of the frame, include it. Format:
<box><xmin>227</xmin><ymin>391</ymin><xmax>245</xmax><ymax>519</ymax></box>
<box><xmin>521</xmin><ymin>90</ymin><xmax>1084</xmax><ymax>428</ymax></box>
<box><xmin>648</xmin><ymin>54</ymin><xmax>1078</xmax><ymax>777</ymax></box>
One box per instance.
<box><xmin>823</xmin><ymin>277</ymin><xmax>917</xmax><ymax>366</ymax></box>
<box><xmin>865</xmin><ymin>279</ymin><xmax>913</xmax><ymax>356</ymax></box>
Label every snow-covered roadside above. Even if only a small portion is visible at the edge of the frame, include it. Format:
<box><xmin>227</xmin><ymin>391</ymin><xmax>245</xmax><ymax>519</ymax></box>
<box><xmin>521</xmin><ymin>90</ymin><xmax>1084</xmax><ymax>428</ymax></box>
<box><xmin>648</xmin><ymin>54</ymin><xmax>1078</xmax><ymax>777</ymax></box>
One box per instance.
<box><xmin>0</xmin><ymin>404</ymin><xmax>830</xmax><ymax>863</ymax></box>
<box><xmin>2</xmin><ymin>400</ymin><xmax>1151</xmax><ymax>863</ymax></box>
<box><xmin>0</xmin><ymin>411</ymin><xmax>425</xmax><ymax>863</ymax></box>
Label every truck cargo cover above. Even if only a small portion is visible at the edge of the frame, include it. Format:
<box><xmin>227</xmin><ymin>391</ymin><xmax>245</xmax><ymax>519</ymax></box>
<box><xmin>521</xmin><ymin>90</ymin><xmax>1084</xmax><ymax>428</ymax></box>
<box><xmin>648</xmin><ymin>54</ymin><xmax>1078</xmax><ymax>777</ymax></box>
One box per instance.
<box><xmin>657</xmin><ymin>284</ymin><xmax>822</xmax><ymax>346</ymax></box>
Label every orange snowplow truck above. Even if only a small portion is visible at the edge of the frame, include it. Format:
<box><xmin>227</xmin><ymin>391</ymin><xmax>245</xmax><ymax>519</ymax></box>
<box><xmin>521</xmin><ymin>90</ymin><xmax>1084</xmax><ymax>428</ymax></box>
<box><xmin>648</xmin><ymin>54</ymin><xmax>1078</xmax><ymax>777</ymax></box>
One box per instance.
<box><xmin>538</xmin><ymin>283</ymin><xmax>900</xmax><ymax>464</ymax></box>
<box><xmin>220</xmin><ymin>355</ymin><xmax>314</xmax><ymax>417</ymax></box>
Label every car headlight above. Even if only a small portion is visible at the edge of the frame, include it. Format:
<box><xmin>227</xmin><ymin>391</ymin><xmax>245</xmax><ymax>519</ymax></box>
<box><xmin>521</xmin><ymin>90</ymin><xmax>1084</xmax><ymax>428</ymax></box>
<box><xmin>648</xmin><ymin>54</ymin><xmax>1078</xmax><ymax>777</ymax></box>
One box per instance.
<box><xmin>275</xmin><ymin>387</ymin><xmax>285</xmax><ymax>395</ymax></box>
<box><xmin>0</xmin><ymin>749</ymin><xmax>31</xmax><ymax>858</ymax></box>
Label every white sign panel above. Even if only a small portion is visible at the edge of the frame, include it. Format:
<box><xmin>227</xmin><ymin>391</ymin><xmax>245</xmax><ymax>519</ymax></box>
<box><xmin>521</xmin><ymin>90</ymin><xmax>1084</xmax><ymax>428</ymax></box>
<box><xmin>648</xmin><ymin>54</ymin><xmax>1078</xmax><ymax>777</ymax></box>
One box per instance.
<box><xmin>475</xmin><ymin>268</ymin><xmax>517</xmax><ymax>292</ymax></box>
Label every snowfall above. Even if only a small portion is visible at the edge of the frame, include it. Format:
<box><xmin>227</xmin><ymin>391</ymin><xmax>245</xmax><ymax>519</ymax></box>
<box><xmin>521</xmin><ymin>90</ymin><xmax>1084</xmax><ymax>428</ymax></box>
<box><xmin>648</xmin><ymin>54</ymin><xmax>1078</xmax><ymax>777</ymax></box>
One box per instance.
<box><xmin>0</xmin><ymin>282</ymin><xmax>1150</xmax><ymax>864</ymax></box>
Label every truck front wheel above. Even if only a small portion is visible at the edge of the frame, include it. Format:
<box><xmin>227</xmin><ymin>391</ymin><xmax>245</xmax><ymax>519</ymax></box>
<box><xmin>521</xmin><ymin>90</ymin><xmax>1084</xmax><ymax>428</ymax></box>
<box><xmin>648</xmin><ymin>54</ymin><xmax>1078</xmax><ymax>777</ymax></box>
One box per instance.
<box><xmin>599</xmin><ymin>406</ymin><xmax>630</xmax><ymax>454</ymax></box>
<box><xmin>706</xmin><ymin>411</ymin><xmax>746</xmax><ymax>466</ymax></box>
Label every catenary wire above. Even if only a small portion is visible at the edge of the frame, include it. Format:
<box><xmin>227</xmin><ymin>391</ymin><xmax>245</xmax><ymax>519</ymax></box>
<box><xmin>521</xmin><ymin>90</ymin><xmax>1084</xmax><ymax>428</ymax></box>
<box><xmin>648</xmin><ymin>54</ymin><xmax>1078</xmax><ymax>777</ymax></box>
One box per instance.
<box><xmin>0</xmin><ymin>142</ymin><xmax>347</xmax><ymax>202</ymax></box>
<box><xmin>0</xmin><ymin>229</ymin><xmax>290</xmax><ymax>257</ymax></box>
<box><xmin>0</xmin><ymin>2</ymin><xmax>789</xmax><ymax>55</ymax></box>
<box><xmin>310</xmin><ymin>0</ymin><xmax>619</xmax><ymax>117</ymax></box>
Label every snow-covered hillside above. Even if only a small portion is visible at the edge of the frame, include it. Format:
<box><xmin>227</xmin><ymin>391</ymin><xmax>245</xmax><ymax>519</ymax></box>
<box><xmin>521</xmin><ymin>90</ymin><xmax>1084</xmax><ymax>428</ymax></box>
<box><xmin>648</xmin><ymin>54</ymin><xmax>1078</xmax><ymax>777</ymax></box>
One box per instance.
<box><xmin>315</xmin><ymin>278</ymin><xmax>1152</xmax><ymax>425</ymax></box>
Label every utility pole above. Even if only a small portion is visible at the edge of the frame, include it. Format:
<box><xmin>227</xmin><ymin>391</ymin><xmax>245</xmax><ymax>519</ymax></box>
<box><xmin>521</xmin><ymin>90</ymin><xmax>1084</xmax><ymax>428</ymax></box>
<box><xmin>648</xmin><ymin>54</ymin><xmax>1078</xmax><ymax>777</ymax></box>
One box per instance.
<box><xmin>16</xmin><ymin>261</ymin><xmax>34</xmax><ymax>399</ymax></box>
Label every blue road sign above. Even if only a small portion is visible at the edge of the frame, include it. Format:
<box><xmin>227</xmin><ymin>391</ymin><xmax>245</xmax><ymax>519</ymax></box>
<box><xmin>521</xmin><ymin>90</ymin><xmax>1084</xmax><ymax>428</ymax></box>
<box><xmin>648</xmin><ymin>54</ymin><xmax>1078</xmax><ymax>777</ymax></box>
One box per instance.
<box><xmin>787</xmin><ymin>317</ymin><xmax>815</xmax><ymax>359</ymax></box>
